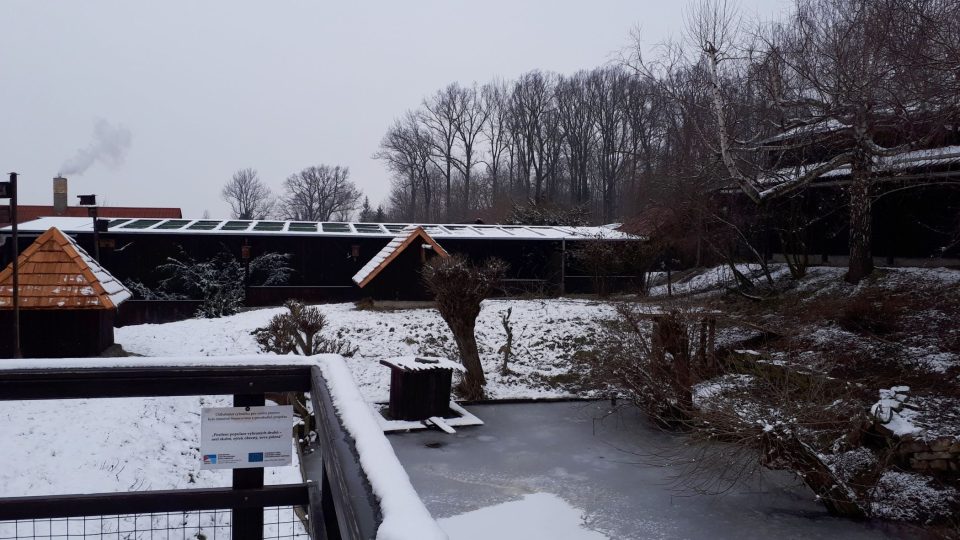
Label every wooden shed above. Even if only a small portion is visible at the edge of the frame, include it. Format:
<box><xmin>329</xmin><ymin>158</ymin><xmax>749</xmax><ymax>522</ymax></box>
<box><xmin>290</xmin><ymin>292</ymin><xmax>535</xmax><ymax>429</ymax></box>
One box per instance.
<box><xmin>0</xmin><ymin>227</ymin><xmax>132</xmax><ymax>358</ymax></box>
<box><xmin>351</xmin><ymin>226</ymin><xmax>450</xmax><ymax>300</ymax></box>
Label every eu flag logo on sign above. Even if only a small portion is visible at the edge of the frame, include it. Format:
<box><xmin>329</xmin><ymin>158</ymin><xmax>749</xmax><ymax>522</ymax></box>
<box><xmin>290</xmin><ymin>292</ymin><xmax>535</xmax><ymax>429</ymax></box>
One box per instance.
<box><xmin>248</xmin><ymin>452</ymin><xmax>264</xmax><ymax>463</ymax></box>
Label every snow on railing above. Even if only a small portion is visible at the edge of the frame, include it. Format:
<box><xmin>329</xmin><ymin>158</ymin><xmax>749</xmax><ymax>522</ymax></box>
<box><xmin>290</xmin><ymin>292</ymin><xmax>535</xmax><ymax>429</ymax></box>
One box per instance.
<box><xmin>315</xmin><ymin>355</ymin><xmax>448</xmax><ymax>540</ymax></box>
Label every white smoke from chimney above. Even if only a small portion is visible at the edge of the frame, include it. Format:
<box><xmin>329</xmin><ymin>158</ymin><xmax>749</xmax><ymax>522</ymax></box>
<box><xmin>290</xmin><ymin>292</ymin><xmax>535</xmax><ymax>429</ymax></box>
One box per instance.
<box><xmin>60</xmin><ymin>119</ymin><xmax>132</xmax><ymax>176</ymax></box>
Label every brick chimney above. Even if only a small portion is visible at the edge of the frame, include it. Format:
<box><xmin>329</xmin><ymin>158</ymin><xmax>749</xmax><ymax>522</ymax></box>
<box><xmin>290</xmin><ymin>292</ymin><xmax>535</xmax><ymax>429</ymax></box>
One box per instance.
<box><xmin>53</xmin><ymin>176</ymin><xmax>68</xmax><ymax>215</ymax></box>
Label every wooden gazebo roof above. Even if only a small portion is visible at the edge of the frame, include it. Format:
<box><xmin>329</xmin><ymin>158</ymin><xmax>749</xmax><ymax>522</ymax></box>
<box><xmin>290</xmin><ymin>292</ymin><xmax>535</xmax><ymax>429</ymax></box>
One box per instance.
<box><xmin>352</xmin><ymin>227</ymin><xmax>449</xmax><ymax>288</ymax></box>
<box><xmin>0</xmin><ymin>227</ymin><xmax>131</xmax><ymax>310</ymax></box>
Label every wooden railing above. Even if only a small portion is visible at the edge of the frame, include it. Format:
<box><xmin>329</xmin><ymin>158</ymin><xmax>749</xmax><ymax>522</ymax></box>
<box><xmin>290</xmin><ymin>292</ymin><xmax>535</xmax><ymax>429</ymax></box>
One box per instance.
<box><xmin>0</xmin><ymin>362</ymin><xmax>392</xmax><ymax>540</ymax></box>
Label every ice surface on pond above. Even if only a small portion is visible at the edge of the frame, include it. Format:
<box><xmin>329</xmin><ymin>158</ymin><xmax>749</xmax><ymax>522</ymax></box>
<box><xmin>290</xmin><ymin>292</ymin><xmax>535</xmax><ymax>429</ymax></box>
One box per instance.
<box><xmin>438</xmin><ymin>493</ymin><xmax>609</xmax><ymax>540</ymax></box>
<box><xmin>390</xmin><ymin>401</ymin><xmax>907</xmax><ymax>539</ymax></box>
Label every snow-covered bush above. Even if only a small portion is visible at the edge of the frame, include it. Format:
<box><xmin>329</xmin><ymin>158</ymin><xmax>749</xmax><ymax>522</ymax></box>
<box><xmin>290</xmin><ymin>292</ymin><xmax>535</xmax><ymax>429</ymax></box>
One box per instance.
<box><xmin>252</xmin><ymin>300</ymin><xmax>358</xmax><ymax>356</ymax></box>
<box><xmin>157</xmin><ymin>248</ymin><xmax>244</xmax><ymax>317</ymax></box>
<box><xmin>247</xmin><ymin>252</ymin><xmax>294</xmax><ymax>286</ymax></box>
<box><xmin>129</xmin><ymin>246</ymin><xmax>293</xmax><ymax>318</ymax></box>
<box><xmin>125</xmin><ymin>279</ymin><xmax>186</xmax><ymax>301</ymax></box>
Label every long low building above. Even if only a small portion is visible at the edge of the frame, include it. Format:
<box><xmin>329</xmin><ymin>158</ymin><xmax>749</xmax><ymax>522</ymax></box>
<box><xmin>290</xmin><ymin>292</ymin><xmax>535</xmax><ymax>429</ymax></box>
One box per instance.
<box><xmin>2</xmin><ymin>217</ymin><xmax>642</xmax><ymax>302</ymax></box>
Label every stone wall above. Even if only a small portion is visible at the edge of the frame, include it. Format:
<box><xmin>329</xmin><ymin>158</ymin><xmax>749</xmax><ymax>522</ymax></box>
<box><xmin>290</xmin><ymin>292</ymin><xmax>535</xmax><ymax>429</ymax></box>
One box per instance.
<box><xmin>898</xmin><ymin>437</ymin><xmax>960</xmax><ymax>473</ymax></box>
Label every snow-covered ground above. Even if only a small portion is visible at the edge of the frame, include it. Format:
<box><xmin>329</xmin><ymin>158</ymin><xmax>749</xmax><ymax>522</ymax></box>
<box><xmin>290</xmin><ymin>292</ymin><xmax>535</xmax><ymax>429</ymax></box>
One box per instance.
<box><xmin>0</xmin><ymin>395</ymin><xmax>302</xmax><ymax>497</ymax></box>
<box><xmin>1</xmin><ymin>298</ymin><xmax>617</xmax><ymax>539</ymax></box>
<box><xmin>5</xmin><ymin>264</ymin><xmax>958</xmax><ymax>536</ymax></box>
<box><xmin>116</xmin><ymin>298</ymin><xmax>618</xmax><ymax>401</ymax></box>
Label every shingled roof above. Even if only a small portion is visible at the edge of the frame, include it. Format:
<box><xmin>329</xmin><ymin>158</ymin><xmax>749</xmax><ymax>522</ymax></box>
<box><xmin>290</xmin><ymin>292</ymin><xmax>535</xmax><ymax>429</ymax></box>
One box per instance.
<box><xmin>352</xmin><ymin>227</ymin><xmax>449</xmax><ymax>288</ymax></box>
<box><xmin>0</xmin><ymin>227</ymin><xmax>131</xmax><ymax>310</ymax></box>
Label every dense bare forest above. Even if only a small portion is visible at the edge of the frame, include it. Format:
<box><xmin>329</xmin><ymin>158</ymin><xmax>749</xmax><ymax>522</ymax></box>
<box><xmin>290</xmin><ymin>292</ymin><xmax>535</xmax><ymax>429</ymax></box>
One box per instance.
<box><xmin>375</xmin><ymin>0</ymin><xmax>960</xmax><ymax>283</ymax></box>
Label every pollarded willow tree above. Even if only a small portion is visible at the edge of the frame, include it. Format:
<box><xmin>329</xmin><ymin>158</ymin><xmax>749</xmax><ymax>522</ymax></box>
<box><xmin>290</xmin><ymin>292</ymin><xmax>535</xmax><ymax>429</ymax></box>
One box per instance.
<box><xmin>422</xmin><ymin>255</ymin><xmax>507</xmax><ymax>400</ymax></box>
<box><xmin>680</xmin><ymin>0</ymin><xmax>960</xmax><ymax>283</ymax></box>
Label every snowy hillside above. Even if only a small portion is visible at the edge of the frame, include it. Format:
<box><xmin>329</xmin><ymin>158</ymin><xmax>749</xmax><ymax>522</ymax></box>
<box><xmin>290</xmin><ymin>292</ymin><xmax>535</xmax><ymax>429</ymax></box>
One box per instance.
<box><xmin>116</xmin><ymin>298</ymin><xmax>618</xmax><ymax>401</ymax></box>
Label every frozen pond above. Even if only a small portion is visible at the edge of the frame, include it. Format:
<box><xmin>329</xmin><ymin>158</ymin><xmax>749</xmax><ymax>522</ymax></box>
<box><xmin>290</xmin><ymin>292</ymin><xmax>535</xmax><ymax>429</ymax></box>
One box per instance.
<box><xmin>388</xmin><ymin>401</ymin><xmax>916</xmax><ymax>540</ymax></box>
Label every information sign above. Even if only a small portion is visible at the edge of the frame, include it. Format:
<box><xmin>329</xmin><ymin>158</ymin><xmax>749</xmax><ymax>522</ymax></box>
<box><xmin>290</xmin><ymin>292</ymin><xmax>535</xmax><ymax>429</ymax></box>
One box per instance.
<box><xmin>200</xmin><ymin>405</ymin><xmax>293</xmax><ymax>470</ymax></box>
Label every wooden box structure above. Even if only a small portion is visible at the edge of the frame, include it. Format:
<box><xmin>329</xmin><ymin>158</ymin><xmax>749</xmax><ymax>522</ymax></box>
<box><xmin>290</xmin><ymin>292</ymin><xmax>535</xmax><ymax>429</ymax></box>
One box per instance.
<box><xmin>379</xmin><ymin>356</ymin><xmax>464</xmax><ymax>421</ymax></box>
<box><xmin>0</xmin><ymin>227</ymin><xmax>131</xmax><ymax>358</ymax></box>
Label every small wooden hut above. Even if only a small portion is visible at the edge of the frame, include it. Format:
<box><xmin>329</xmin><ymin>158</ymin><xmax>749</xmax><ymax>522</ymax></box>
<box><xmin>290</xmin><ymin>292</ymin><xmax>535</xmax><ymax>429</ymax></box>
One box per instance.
<box><xmin>0</xmin><ymin>227</ymin><xmax>131</xmax><ymax>358</ymax></box>
<box><xmin>352</xmin><ymin>226</ymin><xmax>449</xmax><ymax>300</ymax></box>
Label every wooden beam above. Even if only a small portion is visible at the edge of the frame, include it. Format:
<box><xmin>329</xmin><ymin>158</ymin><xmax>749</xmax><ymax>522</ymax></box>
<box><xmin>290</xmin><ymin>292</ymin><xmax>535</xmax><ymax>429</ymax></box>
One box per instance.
<box><xmin>0</xmin><ymin>484</ymin><xmax>308</xmax><ymax>521</ymax></box>
<box><xmin>0</xmin><ymin>365</ymin><xmax>312</xmax><ymax>400</ymax></box>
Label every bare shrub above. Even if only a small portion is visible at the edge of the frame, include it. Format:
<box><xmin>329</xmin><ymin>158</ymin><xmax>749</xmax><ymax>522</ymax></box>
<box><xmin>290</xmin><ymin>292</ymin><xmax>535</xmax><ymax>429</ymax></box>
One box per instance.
<box><xmin>252</xmin><ymin>300</ymin><xmax>357</xmax><ymax>357</ymax></box>
<box><xmin>584</xmin><ymin>301</ymin><xmax>871</xmax><ymax>518</ymax></box>
<box><xmin>837</xmin><ymin>293</ymin><xmax>899</xmax><ymax>336</ymax></box>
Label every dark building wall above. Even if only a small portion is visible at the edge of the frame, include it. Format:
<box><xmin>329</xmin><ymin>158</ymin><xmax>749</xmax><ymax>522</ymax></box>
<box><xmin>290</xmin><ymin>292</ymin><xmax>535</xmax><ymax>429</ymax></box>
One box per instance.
<box><xmin>0</xmin><ymin>310</ymin><xmax>115</xmax><ymax>358</ymax></box>
<box><xmin>714</xmin><ymin>181</ymin><xmax>960</xmax><ymax>264</ymax></box>
<box><xmin>11</xmin><ymin>233</ymin><xmax>572</xmax><ymax>290</ymax></box>
<box><xmin>785</xmin><ymin>183</ymin><xmax>959</xmax><ymax>261</ymax></box>
<box><xmin>4</xmin><ymin>231</ymin><xmax>641</xmax><ymax>302</ymax></box>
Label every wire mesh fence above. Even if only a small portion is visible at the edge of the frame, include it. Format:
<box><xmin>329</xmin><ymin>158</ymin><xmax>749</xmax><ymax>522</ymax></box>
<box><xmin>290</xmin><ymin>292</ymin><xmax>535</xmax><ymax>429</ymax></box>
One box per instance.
<box><xmin>0</xmin><ymin>506</ymin><xmax>309</xmax><ymax>540</ymax></box>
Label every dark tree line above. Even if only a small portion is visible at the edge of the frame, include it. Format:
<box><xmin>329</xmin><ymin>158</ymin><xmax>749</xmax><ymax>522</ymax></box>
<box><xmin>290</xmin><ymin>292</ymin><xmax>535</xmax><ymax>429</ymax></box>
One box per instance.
<box><xmin>376</xmin><ymin>0</ymin><xmax>960</xmax><ymax>283</ymax></box>
<box><xmin>375</xmin><ymin>71</ymin><xmax>673</xmax><ymax>225</ymax></box>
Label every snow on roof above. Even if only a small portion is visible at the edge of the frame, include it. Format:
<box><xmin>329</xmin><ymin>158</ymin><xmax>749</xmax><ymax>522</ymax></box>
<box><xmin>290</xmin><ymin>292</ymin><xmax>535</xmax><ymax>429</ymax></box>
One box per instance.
<box><xmin>0</xmin><ymin>227</ymin><xmax>131</xmax><ymax>310</ymax></box>
<box><xmin>352</xmin><ymin>227</ymin><xmax>449</xmax><ymax>288</ymax></box>
<box><xmin>757</xmin><ymin>144</ymin><xmax>960</xmax><ymax>193</ymax></box>
<box><xmin>760</xmin><ymin>119</ymin><xmax>850</xmax><ymax>144</ymax></box>
<box><xmin>3</xmin><ymin>217</ymin><xmax>639</xmax><ymax>241</ymax></box>
<box><xmin>380</xmin><ymin>356</ymin><xmax>466</xmax><ymax>372</ymax></box>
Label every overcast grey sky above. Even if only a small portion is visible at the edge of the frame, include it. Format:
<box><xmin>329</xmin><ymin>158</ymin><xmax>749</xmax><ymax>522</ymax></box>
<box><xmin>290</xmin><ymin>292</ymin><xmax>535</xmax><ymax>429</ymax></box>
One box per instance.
<box><xmin>1</xmin><ymin>1</ymin><xmax>789</xmax><ymax>218</ymax></box>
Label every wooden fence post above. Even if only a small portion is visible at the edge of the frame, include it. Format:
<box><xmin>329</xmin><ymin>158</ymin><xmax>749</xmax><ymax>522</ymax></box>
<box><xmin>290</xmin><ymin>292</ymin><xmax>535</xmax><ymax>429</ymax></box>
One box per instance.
<box><xmin>233</xmin><ymin>393</ymin><xmax>266</xmax><ymax>540</ymax></box>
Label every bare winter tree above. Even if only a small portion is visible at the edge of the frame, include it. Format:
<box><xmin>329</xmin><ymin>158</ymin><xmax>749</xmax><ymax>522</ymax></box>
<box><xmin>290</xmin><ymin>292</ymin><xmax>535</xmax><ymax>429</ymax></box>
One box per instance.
<box><xmin>452</xmin><ymin>83</ymin><xmax>489</xmax><ymax>215</ymax></box>
<box><xmin>221</xmin><ymin>168</ymin><xmax>274</xmax><ymax>220</ymax></box>
<box><xmin>423</xmin><ymin>85</ymin><xmax>463</xmax><ymax>222</ymax></box>
<box><xmin>556</xmin><ymin>71</ymin><xmax>595</xmax><ymax>206</ymax></box>
<box><xmin>481</xmin><ymin>80</ymin><xmax>512</xmax><ymax>205</ymax></box>
<box><xmin>588</xmin><ymin>67</ymin><xmax>631</xmax><ymax>222</ymax></box>
<box><xmin>510</xmin><ymin>71</ymin><xmax>563</xmax><ymax>203</ymax></box>
<box><xmin>280</xmin><ymin>165</ymin><xmax>363</xmax><ymax>222</ymax></box>
<box><xmin>685</xmin><ymin>0</ymin><xmax>960</xmax><ymax>282</ymax></box>
<box><xmin>422</xmin><ymin>255</ymin><xmax>507</xmax><ymax>400</ymax></box>
<box><xmin>375</xmin><ymin>112</ymin><xmax>435</xmax><ymax>221</ymax></box>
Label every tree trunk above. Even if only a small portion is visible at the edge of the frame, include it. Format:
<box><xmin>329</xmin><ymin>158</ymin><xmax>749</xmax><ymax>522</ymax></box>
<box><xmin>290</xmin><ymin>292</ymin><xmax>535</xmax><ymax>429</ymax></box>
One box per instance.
<box><xmin>761</xmin><ymin>429</ymin><xmax>866</xmax><ymax>519</ymax></box>
<box><xmin>846</xmin><ymin>148</ymin><xmax>874</xmax><ymax>284</ymax></box>
<box><xmin>450</xmin><ymin>316</ymin><xmax>486</xmax><ymax>399</ymax></box>
<box><xmin>445</xmin><ymin>161</ymin><xmax>452</xmax><ymax>222</ymax></box>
